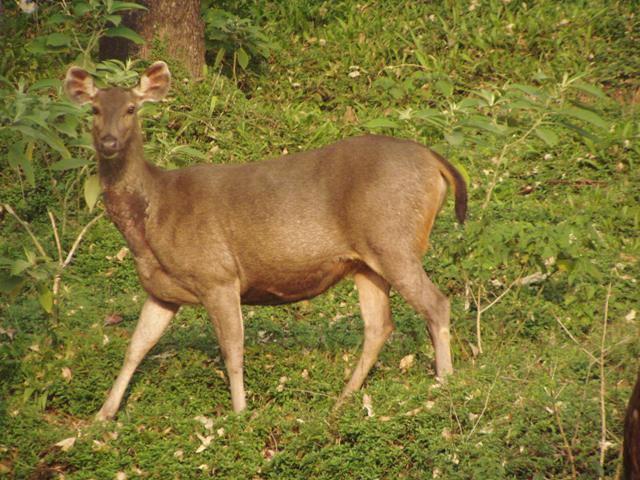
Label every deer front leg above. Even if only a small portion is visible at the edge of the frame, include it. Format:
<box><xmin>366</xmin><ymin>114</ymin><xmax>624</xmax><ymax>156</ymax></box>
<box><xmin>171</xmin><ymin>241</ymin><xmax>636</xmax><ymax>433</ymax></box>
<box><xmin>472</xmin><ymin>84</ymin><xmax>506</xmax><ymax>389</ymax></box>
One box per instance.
<box><xmin>96</xmin><ymin>296</ymin><xmax>178</xmax><ymax>421</ymax></box>
<box><xmin>203</xmin><ymin>286</ymin><xmax>246</xmax><ymax>412</ymax></box>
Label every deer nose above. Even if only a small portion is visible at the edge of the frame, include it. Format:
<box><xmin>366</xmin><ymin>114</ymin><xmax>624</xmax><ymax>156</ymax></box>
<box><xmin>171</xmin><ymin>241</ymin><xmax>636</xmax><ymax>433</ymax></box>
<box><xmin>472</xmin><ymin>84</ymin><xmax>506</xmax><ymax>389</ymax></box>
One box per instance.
<box><xmin>100</xmin><ymin>135</ymin><xmax>120</xmax><ymax>152</ymax></box>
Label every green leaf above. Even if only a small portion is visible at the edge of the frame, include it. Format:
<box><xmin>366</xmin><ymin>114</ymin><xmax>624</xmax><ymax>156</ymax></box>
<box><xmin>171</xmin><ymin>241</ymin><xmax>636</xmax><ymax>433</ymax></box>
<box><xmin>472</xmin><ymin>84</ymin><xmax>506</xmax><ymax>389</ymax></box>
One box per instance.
<box><xmin>415</xmin><ymin>50</ymin><xmax>429</xmax><ymax>69</ymax></box>
<box><xmin>561</xmin><ymin>107</ymin><xmax>609</xmax><ymax>129</ymax></box>
<box><xmin>45</xmin><ymin>32</ymin><xmax>72</xmax><ymax>47</ymax></box>
<box><xmin>13</xmin><ymin>125</ymin><xmax>71</xmax><ymax>159</ymax></box>
<box><xmin>571</xmin><ymin>81</ymin><xmax>608</xmax><ymax>101</ymax></box>
<box><xmin>172</xmin><ymin>146</ymin><xmax>207</xmax><ymax>160</ymax></box>
<box><xmin>535</xmin><ymin>127</ymin><xmax>559</xmax><ymax>147</ymax></box>
<box><xmin>45</xmin><ymin>13</ymin><xmax>70</xmax><ymax>25</ymax></box>
<box><xmin>28</xmin><ymin>79</ymin><xmax>62</xmax><ymax>92</ymax></box>
<box><xmin>38</xmin><ymin>287</ymin><xmax>53</xmax><ymax>314</ymax></box>
<box><xmin>237</xmin><ymin>48</ymin><xmax>250</xmax><ymax>70</ymax></box>
<box><xmin>84</xmin><ymin>175</ymin><xmax>101</xmax><ymax>211</ymax></box>
<box><xmin>444</xmin><ymin>131</ymin><xmax>464</xmax><ymax>146</ymax></box>
<box><xmin>49</xmin><ymin>158</ymin><xmax>91</xmax><ymax>171</ymax></box>
<box><xmin>461</xmin><ymin>116</ymin><xmax>508</xmax><ymax>136</ymax></box>
<box><xmin>109</xmin><ymin>1</ymin><xmax>148</xmax><ymax>13</ymax></box>
<box><xmin>214</xmin><ymin>48</ymin><xmax>226</xmax><ymax>69</ymax></box>
<box><xmin>11</xmin><ymin>259</ymin><xmax>32</xmax><ymax>276</ymax></box>
<box><xmin>508</xmin><ymin>83</ymin><xmax>546</xmax><ymax>98</ymax></box>
<box><xmin>363</xmin><ymin>118</ymin><xmax>400</xmax><ymax>129</ymax></box>
<box><xmin>104</xmin><ymin>26</ymin><xmax>145</xmax><ymax>45</ymax></box>
<box><xmin>435</xmin><ymin>79</ymin><xmax>453</xmax><ymax>98</ymax></box>
<box><xmin>73</xmin><ymin>2</ymin><xmax>93</xmax><ymax>16</ymax></box>
<box><xmin>105</xmin><ymin>14</ymin><xmax>122</xmax><ymax>26</ymax></box>
<box><xmin>20</xmin><ymin>142</ymin><xmax>36</xmax><ymax>188</ymax></box>
<box><xmin>0</xmin><ymin>273</ymin><xmax>24</xmax><ymax>295</ymax></box>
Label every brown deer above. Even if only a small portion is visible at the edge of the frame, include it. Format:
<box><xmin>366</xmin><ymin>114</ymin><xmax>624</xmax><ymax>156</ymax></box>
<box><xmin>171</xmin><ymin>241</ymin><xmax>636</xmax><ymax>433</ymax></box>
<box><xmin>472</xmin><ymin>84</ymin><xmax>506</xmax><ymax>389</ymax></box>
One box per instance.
<box><xmin>64</xmin><ymin>62</ymin><xmax>467</xmax><ymax>420</ymax></box>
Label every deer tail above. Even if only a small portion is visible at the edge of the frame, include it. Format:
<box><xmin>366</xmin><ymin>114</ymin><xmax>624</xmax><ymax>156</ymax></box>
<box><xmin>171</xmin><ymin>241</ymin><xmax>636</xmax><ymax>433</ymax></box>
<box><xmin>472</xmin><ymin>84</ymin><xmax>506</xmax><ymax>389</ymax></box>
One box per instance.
<box><xmin>430</xmin><ymin>150</ymin><xmax>468</xmax><ymax>224</ymax></box>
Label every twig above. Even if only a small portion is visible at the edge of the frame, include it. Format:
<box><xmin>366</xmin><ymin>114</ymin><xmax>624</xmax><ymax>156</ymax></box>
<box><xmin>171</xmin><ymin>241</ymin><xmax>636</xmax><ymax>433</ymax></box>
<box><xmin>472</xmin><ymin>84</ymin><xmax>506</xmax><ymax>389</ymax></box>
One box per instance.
<box><xmin>473</xmin><ymin>283</ymin><xmax>483</xmax><ymax>354</ymax></box>
<box><xmin>553</xmin><ymin>314</ymin><xmax>599</xmax><ymax>364</ymax></box>
<box><xmin>3</xmin><ymin>203</ymin><xmax>50</xmax><ymax>260</ymax></box>
<box><xmin>553</xmin><ymin>403</ymin><xmax>578</xmax><ymax>480</ymax></box>
<box><xmin>466</xmin><ymin>370</ymin><xmax>501</xmax><ymax>440</ymax></box>
<box><xmin>479</xmin><ymin>277</ymin><xmax>520</xmax><ymax>315</ymax></box>
<box><xmin>47</xmin><ymin>209</ymin><xmax>63</xmax><ymax>264</ymax></box>
<box><xmin>63</xmin><ymin>213</ymin><xmax>104</xmax><ymax>268</ymax></box>
<box><xmin>599</xmin><ymin>283</ymin><xmax>612</xmax><ymax>478</ymax></box>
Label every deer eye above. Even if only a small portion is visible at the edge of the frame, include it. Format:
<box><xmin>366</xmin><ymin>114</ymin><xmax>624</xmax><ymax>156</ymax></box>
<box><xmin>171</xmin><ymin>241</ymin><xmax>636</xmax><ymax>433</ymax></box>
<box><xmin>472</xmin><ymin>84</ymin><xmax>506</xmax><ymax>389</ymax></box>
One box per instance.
<box><xmin>126</xmin><ymin>105</ymin><xmax>135</xmax><ymax>114</ymax></box>
<box><xmin>91</xmin><ymin>106</ymin><xmax>100</xmax><ymax>115</ymax></box>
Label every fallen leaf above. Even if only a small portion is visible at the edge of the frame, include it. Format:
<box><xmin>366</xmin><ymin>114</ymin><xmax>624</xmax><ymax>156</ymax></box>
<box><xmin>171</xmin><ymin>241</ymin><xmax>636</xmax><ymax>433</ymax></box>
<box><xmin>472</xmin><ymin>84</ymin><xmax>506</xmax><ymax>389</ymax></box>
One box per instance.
<box><xmin>195</xmin><ymin>433</ymin><xmax>214</xmax><ymax>453</ymax></box>
<box><xmin>362</xmin><ymin>393</ymin><xmax>374</xmax><ymax>417</ymax></box>
<box><xmin>404</xmin><ymin>407</ymin><xmax>422</xmax><ymax>416</ymax></box>
<box><xmin>0</xmin><ymin>327</ymin><xmax>17</xmax><ymax>340</ymax></box>
<box><xmin>116</xmin><ymin>473</ymin><xmax>127</xmax><ymax>480</ymax></box>
<box><xmin>104</xmin><ymin>314</ymin><xmax>123</xmax><ymax>326</ymax></box>
<box><xmin>276</xmin><ymin>376</ymin><xmax>288</xmax><ymax>392</ymax></box>
<box><xmin>216</xmin><ymin>427</ymin><xmax>225</xmax><ymax>437</ymax></box>
<box><xmin>115</xmin><ymin>247</ymin><xmax>129</xmax><ymax>262</ymax></box>
<box><xmin>425</xmin><ymin>400</ymin><xmax>435</xmax><ymax>410</ymax></box>
<box><xmin>441</xmin><ymin>427</ymin><xmax>453</xmax><ymax>440</ymax></box>
<box><xmin>301</xmin><ymin>369</ymin><xmax>309</xmax><ymax>379</ymax></box>
<box><xmin>626</xmin><ymin>310</ymin><xmax>636</xmax><ymax>322</ymax></box>
<box><xmin>399</xmin><ymin>354</ymin><xmax>415</xmax><ymax>372</ymax></box>
<box><xmin>29</xmin><ymin>344</ymin><xmax>40</xmax><ymax>353</ymax></box>
<box><xmin>343</xmin><ymin>106</ymin><xmax>358</xmax><ymax>124</ymax></box>
<box><xmin>103</xmin><ymin>335</ymin><xmax>110</xmax><ymax>345</ymax></box>
<box><xmin>194</xmin><ymin>416</ymin><xmax>213</xmax><ymax>431</ymax></box>
<box><xmin>174</xmin><ymin>449</ymin><xmax>184</xmax><ymax>461</ymax></box>
<box><xmin>262</xmin><ymin>448</ymin><xmax>276</xmax><ymax>461</ymax></box>
<box><xmin>55</xmin><ymin>437</ymin><xmax>76</xmax><ymax>452</ymax></box>
<box><xmin>61</xmin><ymin>367</ymin><xmax>72</xmax><ymax>382</ymax></box>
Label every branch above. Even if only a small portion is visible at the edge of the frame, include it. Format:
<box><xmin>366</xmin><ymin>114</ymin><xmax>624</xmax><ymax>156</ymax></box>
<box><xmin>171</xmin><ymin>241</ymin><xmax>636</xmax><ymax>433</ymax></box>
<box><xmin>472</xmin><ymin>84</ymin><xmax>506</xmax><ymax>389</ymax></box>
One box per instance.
<box><xmin>3</xmin><ymin>203</ymin><xmax>50</xmax><ymax>260</ymax></box>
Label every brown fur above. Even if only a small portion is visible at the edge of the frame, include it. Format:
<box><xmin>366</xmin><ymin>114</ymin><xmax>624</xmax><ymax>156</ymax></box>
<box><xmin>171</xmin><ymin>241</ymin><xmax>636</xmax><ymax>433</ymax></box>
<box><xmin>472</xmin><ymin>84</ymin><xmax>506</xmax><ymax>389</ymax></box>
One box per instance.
<box><xmin>64</xmin><ymin>62</ymin><xmax>468</xmax><ymax>418</ymax></box>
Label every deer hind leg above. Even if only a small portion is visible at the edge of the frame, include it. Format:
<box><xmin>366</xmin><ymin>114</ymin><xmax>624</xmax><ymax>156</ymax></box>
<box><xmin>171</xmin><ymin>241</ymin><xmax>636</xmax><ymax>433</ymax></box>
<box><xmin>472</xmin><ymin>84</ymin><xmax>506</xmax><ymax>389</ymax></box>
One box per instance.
<box><xmin>203</xmin><ymin>285</ymin><xmax>247</xmax><ymax>413</ymax></box>
<box><xmin>379</xmin><ymin>257</ymin><xmax>453</xmax><ymax>379</ymax></box>
<box><xmin>337</xmin><ymin>268</ymin><xmax>394</xmax><ymax>407</ymax></box>
<box><xmin>96</xmin><ymin>296</ymin><xmax>178</xmax><ymax>421</ymax></box>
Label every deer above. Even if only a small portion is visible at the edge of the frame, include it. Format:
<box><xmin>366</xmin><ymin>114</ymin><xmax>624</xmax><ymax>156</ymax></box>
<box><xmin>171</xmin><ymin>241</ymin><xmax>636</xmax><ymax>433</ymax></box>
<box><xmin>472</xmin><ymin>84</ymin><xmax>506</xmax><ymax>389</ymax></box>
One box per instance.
<box><xmin>63</xmin><ymin>61</ymin><xmax>468</xmax><ymax>420</ymax></box>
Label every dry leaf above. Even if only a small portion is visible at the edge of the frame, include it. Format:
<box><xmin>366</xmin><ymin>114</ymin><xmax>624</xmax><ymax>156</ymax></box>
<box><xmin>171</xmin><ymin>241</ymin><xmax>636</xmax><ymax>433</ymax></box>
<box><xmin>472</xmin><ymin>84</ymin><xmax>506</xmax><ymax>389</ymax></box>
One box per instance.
<box><xmin>343</xmin><ymin>106</ymin><xmax>358</xmax><ymax>124</ymax></box>
<box><xmin>195</xmin><ymin>433</ymin><xmax>214</xmax><ymax>453</ymax></box>
<box><xmin>102</xmin><ymin>335</ymin><xmax>110</xmax><ymax>345</ymax></box>
<box><xmin>399</xmin><ymin>354</ymin><xmax>415</xmax><ymax>372</ymax></box>
<box><xmin>425</xmin><ymin>400</ymin><xmax>435</xmax><ymax>410</ymax></box>
<box><xmin>301</xmin><ymin>369</ymin><xmax>309</xmax><ymax>379</ymax></box>
<box><xmin>55</xmin><ymin>437</ymin><xmax>76</xmax><ymax>452</ymax></box>
<box><xmin>115</xmin><ymin>247</ymin><xmax>129</xmax><ymax>262</ymax></box>
<box><xmin>104</xmin><ymin>314</ymin><xmax>123</xmax><ymax>326</ymax></box>
<box><xmin>194</xmin><ymin>416</ymin><xmax>213</xmax><ymax>431</ymax></box>
<box><xmin>441</xmin><ymin>427</ymin><xmax>453</xmax><ymax>440</ymax></box>
<box><xmin>61</xmin><ymin>367</ymin><xmax>72</xmax><ymax>382</ymax></box>
<box><xmin>216</xmin><ymin>427</ymin><xmax>225</xmax><ymax>437</ymax></box>
<box><xmin>0</xmin><ymin>327</ymin><xmax>17</xmax><ymax>340</ymax></box>
<box><xmin>626</xmin><ymin>310</ymin><xmax>637</xmax><ymax>322</ymax></box>
<box><xmin>29</xmin><ymin>344</ymin><xmax>40</xmax><ymax>353</ymax></box>
<box><xmin>174</xmin><ymin>449</ymin><xmax>184</xmax><ymax>461</ymax></box>
<box><xmin>262</xmin><ymin>448</ymin><xmax>276</xmax><ymax>461</ymax></box>
<box><xmin>404</xmin><ymin>407</ymin><xmax>422</xmax><ymax>417</ymax></box>
<box><xmin>362</xmin><ymin>393</ymin><xmax>374</xmax><ymax>417</ymax></box>
<box><xmin>116</xmin><ymin>472</ymin><xmax>127</xmax><ymax>480</ymax></box>
<box><xmin>276</xmin><ymin>376</ymin><xmax>288</xmax><ymax>392</ymax></box>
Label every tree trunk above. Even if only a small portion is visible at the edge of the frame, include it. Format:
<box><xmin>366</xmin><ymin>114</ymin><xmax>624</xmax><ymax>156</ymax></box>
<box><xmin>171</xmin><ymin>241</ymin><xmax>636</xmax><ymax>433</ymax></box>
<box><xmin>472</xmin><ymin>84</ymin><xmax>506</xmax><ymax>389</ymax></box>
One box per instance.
<box><xmin>99</xmin><ymin>0</ymin><xmax>205</xmax><ymax>79</ymax></box>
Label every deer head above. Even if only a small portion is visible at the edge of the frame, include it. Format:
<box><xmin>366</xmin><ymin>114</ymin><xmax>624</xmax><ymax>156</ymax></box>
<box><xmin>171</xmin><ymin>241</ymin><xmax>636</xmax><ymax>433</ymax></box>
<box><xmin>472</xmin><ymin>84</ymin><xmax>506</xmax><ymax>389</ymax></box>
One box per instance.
<box><xmin>64</xmin><ymin>62</ymin><xmax>171</xmax><ymax>159</ymax></box>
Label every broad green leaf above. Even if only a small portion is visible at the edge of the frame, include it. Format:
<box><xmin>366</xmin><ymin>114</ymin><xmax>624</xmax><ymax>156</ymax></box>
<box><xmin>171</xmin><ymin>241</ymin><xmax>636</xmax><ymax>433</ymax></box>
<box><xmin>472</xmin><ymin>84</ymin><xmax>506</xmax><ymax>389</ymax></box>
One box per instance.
<box><xmin>508</xmin><ymin>83</ymin><xmax>545</xmax><ymax>98</ymax></box>
<box><xmin>105</xmin><ymin>14</ymin><xmax>122</xmax><ymax>26</ymax></box>
<box><xmin>571</xmin><ymin>81</ymin><xmax>608</xmax><ymax>101</ymax></box>
<box><xmin>28</xmin><ymin>79</ymin><xmax>62</xmax><ymax>92</ymax></box>
<box><xmin>45</xmin><ymin>32</ymin><xmax>72</xmax><ymax>47</ymax></box>
<box><xmin>49</xmin><ymin>158</ymin><xmax>91</xmax><ymax>171</ymax></box>
<box><xmin>237</xmin><ymin>48</ymin><xmax>250</xmax><ymax>70</ymax></box>
<box><xmin>363</xmin><ymin>118</ymin><xmax>399</xmax><ymax>129</ymax></box>
<box><xmin>435</xmin><ymin>79</ymin><xmax>453</xmax><ymax>97</ymax></box>
<box><xmin>110</xmin><ymin>1</ymin><xmax>148</xmax><ymax>13</ymax></box>
<box><xmin>73</xmin><ymin>2</ymin><xmax>93</xmax><ymax>16</ymax></box>
<box><xmin>45</xmin><ymin>13</ymin><xmax>69</xmax><ymax>25</ymax></box>
<box><xmin>13</xmin><ymin>124</ymin><xmax>71</xmax><ymax>159</ymax></box>
<box><xmin>0</xmin><ymin>273</ymin><xmax>24</xmax><ymax>295</ymax></box>
<box><xmin>535</xmin><ymin>127</ymin><xmax>559</xmax><ymax>147</ymax></box>
<box><xmin>462</xmin><ymin>116</ymin><xmax>508</xmax><ymax>135</ymax></box>
<box><xmin>444</xmin><ymin>131</ymin><xmax>464</xmax><ymax>146</ymax></box>
<box><xmin>173</xmin><ymin>146</ymin><xmax>207</xmax><ymax>160</ymax></box>
<box><xmin>84</xmin><ymin>174</ymin><xmax>101</xmax><ymax>211</ymax></box>
<box><xmin>561</xmin><ymin>106</ymin><xmax>609</xmax><ymax>129</ymax></box>
<box><xmin>11</xmin><ymin>259</ymin><xmax>32</xmax><ymax>276</ymax></box>
<box><xmin>38</xmin><ymin>287</ymin><xmax>53</xmax><ymax>314</ymax></box>
<box><xmin>104</xmin><ymin>26</ymin><xmax>144</xmax><ymax>44</ymax></box>
<box><xmin>214</xmin><ymin>48</ymin><xmax>226</xmax><ymax>69</ymax></box>
<box><xmin>20</xmin><ymin>142</ymin><xmax>35</xmax><ymax>188</ymax></box>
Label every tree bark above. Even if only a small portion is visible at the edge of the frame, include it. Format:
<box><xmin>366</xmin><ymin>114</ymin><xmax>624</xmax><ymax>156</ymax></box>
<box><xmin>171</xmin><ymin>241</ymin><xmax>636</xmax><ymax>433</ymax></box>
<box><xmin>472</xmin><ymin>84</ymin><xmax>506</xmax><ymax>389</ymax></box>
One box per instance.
<box><xmin>99</xmin><ymin>0</ymin><xmax>205</xmax><ymax>79</ymax></box>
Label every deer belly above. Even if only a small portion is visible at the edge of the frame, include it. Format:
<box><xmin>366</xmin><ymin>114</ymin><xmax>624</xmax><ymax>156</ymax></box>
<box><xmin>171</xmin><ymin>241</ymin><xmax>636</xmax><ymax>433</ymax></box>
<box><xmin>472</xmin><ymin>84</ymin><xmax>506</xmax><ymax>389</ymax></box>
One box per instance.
<box><xmin>135</xmin><ymin>256</ymin><xmax>199</xmax><ymax>305</ymax></box>
<box><xmin>241</xmin><ymin>258</ymin><xmax>361</xmax><ymax>305</ymax></box>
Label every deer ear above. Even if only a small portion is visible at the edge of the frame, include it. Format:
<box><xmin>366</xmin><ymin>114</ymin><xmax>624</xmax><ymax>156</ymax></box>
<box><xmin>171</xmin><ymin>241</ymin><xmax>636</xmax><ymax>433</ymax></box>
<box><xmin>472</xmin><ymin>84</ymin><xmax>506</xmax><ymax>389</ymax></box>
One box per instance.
<box><xmin>132</xmin><ymin>61</ymin><xmax>171</xmax><ymax>103</ymax></box>
<box><xmin>64</xmin><ymin>67</ymin><xmax>97</xmax><ymax>105</ymax></box>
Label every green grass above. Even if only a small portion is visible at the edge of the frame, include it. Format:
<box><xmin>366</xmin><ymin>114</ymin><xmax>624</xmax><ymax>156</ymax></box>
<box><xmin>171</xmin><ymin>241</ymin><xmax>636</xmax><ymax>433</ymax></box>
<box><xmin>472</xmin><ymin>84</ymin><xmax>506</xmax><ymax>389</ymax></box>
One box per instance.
<box><xmin>1</xmin><ymin>0</ymin><xmax>640</xmax><ymax>478</ymax></box>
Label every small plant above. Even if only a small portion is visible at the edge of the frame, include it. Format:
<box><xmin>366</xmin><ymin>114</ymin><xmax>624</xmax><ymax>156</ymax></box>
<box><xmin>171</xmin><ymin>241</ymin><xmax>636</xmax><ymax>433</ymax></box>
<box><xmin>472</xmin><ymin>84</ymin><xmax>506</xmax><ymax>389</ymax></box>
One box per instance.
<box><xmin>202</xmin><ymin>5</ymin><xmax>274</xmax><ymax>78</ymax></box>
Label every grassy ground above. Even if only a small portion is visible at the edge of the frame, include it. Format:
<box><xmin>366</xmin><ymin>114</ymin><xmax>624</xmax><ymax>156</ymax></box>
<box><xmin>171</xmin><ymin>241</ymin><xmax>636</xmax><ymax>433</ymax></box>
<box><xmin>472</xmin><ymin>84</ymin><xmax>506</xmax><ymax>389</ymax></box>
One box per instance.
<box><xmin>1</xmin><ymin>0</ymin><xmax>640</xmax><ymax>478</ymax></box>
